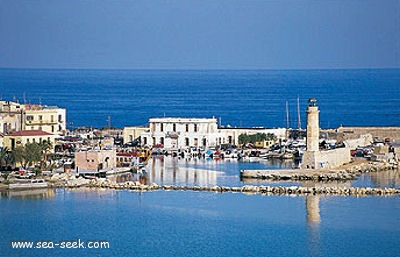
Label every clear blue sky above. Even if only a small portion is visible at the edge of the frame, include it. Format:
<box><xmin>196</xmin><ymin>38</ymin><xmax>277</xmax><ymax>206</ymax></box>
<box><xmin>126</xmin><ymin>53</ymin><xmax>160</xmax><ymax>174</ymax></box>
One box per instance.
<box><xmin>0</xmin><ymin>0</ymin><xmax>399</xmax><ymax>69</ymax></box>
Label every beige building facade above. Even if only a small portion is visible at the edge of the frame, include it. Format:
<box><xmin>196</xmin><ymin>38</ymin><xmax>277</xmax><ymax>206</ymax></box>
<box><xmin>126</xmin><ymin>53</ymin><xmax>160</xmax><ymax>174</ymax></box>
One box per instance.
<box><xmin>24</xmin><ymin>104</ymin><xmax>66</xmax><ymax>135</ymax></box>
<box><xmin>123</xmin><ymin>126</ymin><xmax>148</xmax><ymax>144</ymax></box>
<box><xmin>3</xmin><ymin>130</ymin><xmax>56</xmax><ymax>151</ymax></box>
<box><xmin>0</xmin><ymin>101</ymin><xmax>24</xmax><ymax>134</ymax></box>
<box><xmin>0</xmin><ymin>101</ymin><xmax>66</xmax><ymax>136</ymax></box>
<box><xmin>75</xmin><ymin>150</ymin><xmax>116</xmax><ymax>171</ymax></box>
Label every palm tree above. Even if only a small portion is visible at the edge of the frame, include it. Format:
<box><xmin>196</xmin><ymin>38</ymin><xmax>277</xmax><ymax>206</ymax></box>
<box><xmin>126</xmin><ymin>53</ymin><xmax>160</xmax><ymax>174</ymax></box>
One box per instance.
<box><xmin>39</xmin><ymin>140</ymin><xmax>53</xmax><ymax>170</ymax></box>
<box><xmin>12</xmin><ymin>146</ymin><xmax>26</xmax><ymax>168</ymax></box>
<box><xmin>0</xmin><ymin>147</ymin><xmax>9</xmax><ymax>170</ymax></box>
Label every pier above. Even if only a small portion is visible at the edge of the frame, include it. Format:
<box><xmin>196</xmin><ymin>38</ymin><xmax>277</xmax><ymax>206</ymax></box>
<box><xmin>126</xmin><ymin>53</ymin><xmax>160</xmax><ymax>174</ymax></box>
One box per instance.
<box><xmin>240</xmin><ymin>161</ymin><xmax>396</xmax><ymax>181</ymax></box>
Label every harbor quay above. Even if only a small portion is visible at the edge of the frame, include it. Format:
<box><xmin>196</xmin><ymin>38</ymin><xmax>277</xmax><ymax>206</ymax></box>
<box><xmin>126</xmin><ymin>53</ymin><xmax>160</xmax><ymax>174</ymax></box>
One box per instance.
<box><xmin>0</xmin><ymin>98</ymin><xmax>400</xmax><ymax>195</ymax></box>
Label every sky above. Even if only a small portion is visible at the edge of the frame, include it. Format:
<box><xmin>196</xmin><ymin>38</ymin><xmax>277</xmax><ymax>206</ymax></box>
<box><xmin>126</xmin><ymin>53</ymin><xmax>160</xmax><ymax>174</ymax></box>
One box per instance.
<box><xmin>0</xmin><ymin>0</ymin><xmax>399</xmax><ymax>70</ymax></box>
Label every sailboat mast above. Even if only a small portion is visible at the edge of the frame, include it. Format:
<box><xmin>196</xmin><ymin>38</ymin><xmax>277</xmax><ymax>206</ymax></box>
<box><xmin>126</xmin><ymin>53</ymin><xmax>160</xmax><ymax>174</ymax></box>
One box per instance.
<box><xmin>297</xmin><ymin>96</ymin><xmax>301</xmax><ymax>130</ymax></box>
<box><xmin>286</xmin><ymin>101</ymin><xmax>290</xmax><ymax>128</ymax></box>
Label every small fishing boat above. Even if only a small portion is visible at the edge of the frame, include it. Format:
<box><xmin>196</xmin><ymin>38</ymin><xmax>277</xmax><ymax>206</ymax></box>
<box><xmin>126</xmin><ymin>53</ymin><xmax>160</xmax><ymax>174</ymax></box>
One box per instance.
<box><xmin>9</xmin><ymin>179</ymin><xmax>48</xmax><ymax>190</ymax></box>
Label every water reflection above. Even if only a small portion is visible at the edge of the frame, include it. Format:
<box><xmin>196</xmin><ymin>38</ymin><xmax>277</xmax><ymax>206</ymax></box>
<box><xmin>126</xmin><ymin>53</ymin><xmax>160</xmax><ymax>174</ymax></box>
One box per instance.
<box><xmin>149</xmin><ymin>156</ymin><xmax>218</xmax><ymax>186</ymax></box>
<box><xmin>306</xmin><ymin>195</ymin><xmax>321</xmax><ymax>225</ymax></box>
<box><xmin>306</xmin><ymin>195</ymin><xmax>322</xmax><ymax>257</ymax></box>
<box><xmin>370</xmin><ymin>168</ymin><xmax>400</xmax><ymax>188</ymax></box>
<box><xmin>1</xmin><ymin>188</ymin><xmax>56</xmax><ymax>199</ymax></box>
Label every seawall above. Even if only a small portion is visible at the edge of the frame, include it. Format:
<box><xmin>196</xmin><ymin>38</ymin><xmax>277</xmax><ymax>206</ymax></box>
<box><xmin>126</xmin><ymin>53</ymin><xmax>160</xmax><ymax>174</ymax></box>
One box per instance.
<box><xmin>240</xmin><ymin>161</ymin><xmax>396</xmax><ymax>181</ymax></box>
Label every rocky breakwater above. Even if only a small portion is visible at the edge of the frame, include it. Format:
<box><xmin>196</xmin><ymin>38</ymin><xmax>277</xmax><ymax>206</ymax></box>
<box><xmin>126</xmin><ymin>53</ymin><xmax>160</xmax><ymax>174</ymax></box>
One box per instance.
<box><xmin>82</xmin><ymin>179</ymin><xmax>400</xmax><ymax>196</ymax></box>
<box><xmin>49</xmin><ymin>173</ymin><xmax>89</xmax><ymax>188</ymax></box>
<box><xmin>241</xmin><ymin>161</ymin><xmax>396</xmax><ymax>182</ymax></box>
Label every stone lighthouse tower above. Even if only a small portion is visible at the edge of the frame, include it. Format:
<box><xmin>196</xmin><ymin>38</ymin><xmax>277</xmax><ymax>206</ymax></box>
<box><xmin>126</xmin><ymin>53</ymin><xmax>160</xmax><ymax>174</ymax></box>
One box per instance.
<box><xmin>301</xmin><ymin>98</ymin><xmax>321</xmax><ymax>169</ymax></box>
<box><xmin>306</xmin><ymin>98</ymin><xmax>320</xmax><ymax>152</ymax></box>
<box><xmin>301</xmin><ymin>98</ymin><xmax>351</xmax><ymax>170</ymax></box>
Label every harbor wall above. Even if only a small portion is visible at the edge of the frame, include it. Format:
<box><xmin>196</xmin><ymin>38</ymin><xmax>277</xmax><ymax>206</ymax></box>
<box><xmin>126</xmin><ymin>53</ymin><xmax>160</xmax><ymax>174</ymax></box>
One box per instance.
<box><xmin>336</xmin><ymin>127</ymin><xmax>400</xmax><ymax>142</ymax></box>
<box><xmin>301</xmin><ymin>148</ymin><xmax>351</xmax><ymax>169</ymax></box>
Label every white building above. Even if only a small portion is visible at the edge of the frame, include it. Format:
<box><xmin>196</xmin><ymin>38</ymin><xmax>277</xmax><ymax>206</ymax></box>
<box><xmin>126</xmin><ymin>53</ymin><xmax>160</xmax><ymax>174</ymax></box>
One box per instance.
<box><xmin>142</xmin><ymin>117</ymin><xmax>224</xmax><ymax>149</ymax></box>
<box><xmin>141</xmin><ymin>117</ymin><xmax>286</xmax><ymax>150</ymax></box>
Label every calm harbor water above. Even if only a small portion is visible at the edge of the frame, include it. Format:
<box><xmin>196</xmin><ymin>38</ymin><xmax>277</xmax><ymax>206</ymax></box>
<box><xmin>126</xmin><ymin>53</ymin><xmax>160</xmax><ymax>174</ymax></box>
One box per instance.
<box><xmin>1</xmin><ymin>189</ymin><xmax>399</xmax><ymax>257</ymax></box>
<box><xmin>113</xmin><ymin>156</ymin><xmax>400</xmax><ymax>189</ymax></box>
<box><xmin>1</xmin><ymin>69</ymin><xmax>400</xmax><ymax>257</ymax></box>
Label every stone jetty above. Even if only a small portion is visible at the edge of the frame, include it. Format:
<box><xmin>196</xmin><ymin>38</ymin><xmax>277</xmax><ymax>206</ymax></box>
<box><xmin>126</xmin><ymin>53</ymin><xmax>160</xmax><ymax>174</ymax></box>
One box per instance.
<box><xmin>4</xmin><ymin>161</ymin><xmax>396</xmax><ymax>197</ymax></box>
<box><xmin>44</xmin><ymin>177</ymin><xmax>400</xmax><ymax>197</ymax></box>
<box><xmin>240</xmin><ymin>161</ymin><xmax>396</xmax><ymax>181</ymax></box>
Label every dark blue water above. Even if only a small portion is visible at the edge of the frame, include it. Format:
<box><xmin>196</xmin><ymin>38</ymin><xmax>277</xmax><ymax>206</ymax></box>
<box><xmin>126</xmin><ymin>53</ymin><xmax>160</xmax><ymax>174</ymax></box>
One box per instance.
<box><xmin>1</xmin><ymin>189</ymin><xmax>399</xmax><ymax>257</ymax></box>
<box><xmin>1</xmin><ymin>69</ymin><xmax>399</xmax><ymax>128</ymax></box>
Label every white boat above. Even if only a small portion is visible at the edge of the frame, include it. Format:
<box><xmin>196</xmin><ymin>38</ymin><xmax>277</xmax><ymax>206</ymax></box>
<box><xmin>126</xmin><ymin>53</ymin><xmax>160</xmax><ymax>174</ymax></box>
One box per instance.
<box><xmin>9</xmin><ymin>179</ymin><xmax>48</xmax><ymax>190</ymax></box>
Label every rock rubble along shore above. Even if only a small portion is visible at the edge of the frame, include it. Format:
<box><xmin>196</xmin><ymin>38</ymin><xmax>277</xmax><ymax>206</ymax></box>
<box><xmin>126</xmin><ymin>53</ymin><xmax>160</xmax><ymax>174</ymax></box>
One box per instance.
<box><xmin>49</xmin><ymin>173</ymin><xmax>89</xmax><ymax>188</ymax></box>
<box><xmin>240</xmin><ymin>161</ymin><xmax>396</xmax><ymax>181</ymax></box>
<box><xmin>49</xmin><ymin>177</ymin><xmax>400</xmax><ymax>197</ymax></box>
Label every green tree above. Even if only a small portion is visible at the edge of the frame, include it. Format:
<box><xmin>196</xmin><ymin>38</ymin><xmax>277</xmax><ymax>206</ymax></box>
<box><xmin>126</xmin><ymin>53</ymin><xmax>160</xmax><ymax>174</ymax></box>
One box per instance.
<box><xmin>12</xmin><ymin>146</ymin><xmax>26</xmax><ymax>168</ymax></box>
<box><xmin>0</xmin><ymin>147</ymin><xmax>9</xmax><ymax>169</ymax></box>
<box><xmin>39</xmin><ymin>140</ymin><xmax>53</xmax><ymax>170</ymax></box>
<box><xmin>238</xmin><ymin>134</ymin><xmax>250</xmax><ymax>145</ymax></box>
<box><xmin>239</xmin><ymin>133</ymin><xmax>277</xmax><ymax>146</ymax></box>
<box><xmin>25</xmin><ymin>142</ymin><xmax>43</xmax><ymax>167</ymax></box>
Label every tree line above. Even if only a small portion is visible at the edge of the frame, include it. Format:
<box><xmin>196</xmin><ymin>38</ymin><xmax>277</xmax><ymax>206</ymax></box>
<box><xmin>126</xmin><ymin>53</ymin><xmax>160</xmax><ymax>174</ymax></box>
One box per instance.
<box><xmin>238</xmin><ymin>133</ymin><xmax>277</xmax><ymax>145</ymax></box>
<box><xmin>0</xmin><ymin>141</ymin><xmax>52</xmax><ymax>172</ymax></box>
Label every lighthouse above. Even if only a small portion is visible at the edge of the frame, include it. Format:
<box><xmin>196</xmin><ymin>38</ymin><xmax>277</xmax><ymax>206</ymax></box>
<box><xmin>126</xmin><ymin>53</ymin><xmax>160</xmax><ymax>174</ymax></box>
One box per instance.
<box><xmin>301</xmin><ymin>98</ymin><xmax>321</xmax><ymax>169</ymax></box>
<box><xmin>301</xmin><ymin>98</ymin><xmax>351</xmax><ymax>169</ymax></box>
<box><xmin>306</xmin><ymin>98</ymin><xmax>320</xmax><ymax>152</ymax></box>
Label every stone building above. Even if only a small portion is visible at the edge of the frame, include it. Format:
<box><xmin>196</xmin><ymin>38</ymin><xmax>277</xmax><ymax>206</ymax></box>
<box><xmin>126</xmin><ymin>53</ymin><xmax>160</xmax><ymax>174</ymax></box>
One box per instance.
<box><xmin>301</xmin><ymin>98</ymin><xmax>351</xmax><ymax>169</ymax></box>
<box><xmin>75</xmin><ymin>150</ymin><xmax>116</xmax><ymax>171</ymax></box>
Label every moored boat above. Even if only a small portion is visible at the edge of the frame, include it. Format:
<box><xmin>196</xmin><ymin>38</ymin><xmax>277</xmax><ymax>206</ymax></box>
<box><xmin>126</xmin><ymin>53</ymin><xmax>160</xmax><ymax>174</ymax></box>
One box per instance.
<box><xmin>9</xmin><ymin>179</ymin><xmax>48</xmax><ymax>190</ymax></box>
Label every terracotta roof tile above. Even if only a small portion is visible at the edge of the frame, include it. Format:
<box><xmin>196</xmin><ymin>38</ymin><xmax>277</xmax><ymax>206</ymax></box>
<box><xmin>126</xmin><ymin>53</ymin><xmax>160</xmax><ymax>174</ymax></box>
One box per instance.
<box><xmin>7</xmin><ymin>130</ymin><xmax>53</xmax><ymax>137</ymax></box>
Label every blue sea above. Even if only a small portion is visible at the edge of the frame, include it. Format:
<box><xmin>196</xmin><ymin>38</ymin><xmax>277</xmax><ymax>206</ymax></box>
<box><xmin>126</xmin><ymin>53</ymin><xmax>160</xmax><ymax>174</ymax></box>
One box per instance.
<box><xmin>0</xmin><ymin>68</ymin><xmax>399</xmax><ymax>128</ymax></box>
<box><xmin>1</xmin><ymin>69</ymin><xmax>400</xmax><ymax>257</ymax></box>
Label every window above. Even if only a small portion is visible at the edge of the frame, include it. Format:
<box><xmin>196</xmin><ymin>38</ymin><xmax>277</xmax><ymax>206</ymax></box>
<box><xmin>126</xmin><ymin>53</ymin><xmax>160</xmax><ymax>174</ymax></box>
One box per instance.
<box><xmin>51</xmin><ymin>126</ymin><xmax>54</xmax><ymax>132</ymax></box>
<box><xmin>58</xmin><ymin>115</ymin><xmax>62</xmax><ymax>122</ymax></box>
<box><xmin>51</xmin><ymin>115</ymin><xmax>54</xmax><ymax>122</ymax></box>
<box><xmin>185</xmin><ymin>138</ymin><xmax>189</xmax><ymax>146</ymax></box>
<box><xmin>194</xmin><ymin>124</ymin><xmax>198</xmax><ymax>132</ymax></box>
<box><xmin>39</xmin><ymin>115</ymin><xmax>43</xmax><ymax>121</ymax></box>
<box><xmin>173</xmin><ymin>123</ymin><xmax>176</xmax><ymax>132</ymax></box>
<box><xmin>160</xmin><ymin>123</ymin><xmax>164</xmax><ymax>132</ymax></box>
<box><xmin>26</xmin><ymin>115</ymin><xmax>34</xmax><ymax>121</ymax></box>
<box><xmin>186</xmin><ymin>124</ymin><xmax>189</xmax><ymax>132</ymax></box>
